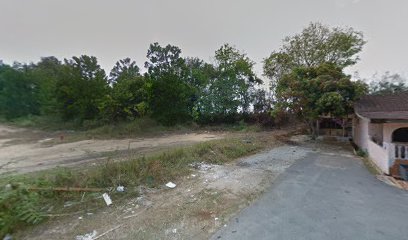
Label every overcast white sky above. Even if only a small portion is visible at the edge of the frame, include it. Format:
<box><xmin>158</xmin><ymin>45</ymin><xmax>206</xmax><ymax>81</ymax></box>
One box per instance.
<box><xmin>0</xmin><ymin>0</ymin><xmax>407</xmax><ymax>83</ymax></box>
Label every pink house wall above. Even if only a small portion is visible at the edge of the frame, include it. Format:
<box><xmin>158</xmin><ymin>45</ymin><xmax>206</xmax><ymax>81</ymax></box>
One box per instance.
<box><xmin>383</xmin><ymin>123</ymin><xmax>408</xmax><ymax>143</ymax></box>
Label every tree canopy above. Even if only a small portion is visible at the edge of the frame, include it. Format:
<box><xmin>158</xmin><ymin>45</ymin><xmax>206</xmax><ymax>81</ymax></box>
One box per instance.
<box><xmin>275</xmin><ymin>63</ymin><xmax>368</xmax><ymax>137</ymax></box>
<box><xmin>195</xmin><ymin>44</ymin><xmax>262</xmax><ymax>122</ymax></box>
<box><xmin>0</xmin><ymin>23</ymin><xmax>374</xmax><ymax>131</ymax></box>
<box><xmin>264</xmin><ymin>22</ymin><xmax>365</xmax><ymax>91</ymax></box>
<box><xmin>368</xmin><ymin>72</ymin><xmax>408</xmax><ymax>95</ymax></box>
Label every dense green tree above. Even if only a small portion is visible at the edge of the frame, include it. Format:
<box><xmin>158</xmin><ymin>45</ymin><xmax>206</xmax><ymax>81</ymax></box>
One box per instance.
<box><xmin>264</xmin><ymin>22</ymin><xmax>365</xmax><ymax>92</ymax></box>
<box><xmin>144</xmin><ymin>42</ymin><xmax>185</xmax><ymax>79</ymax></box>
<box><xmin>56</xmin><ymin>55</ymin><xmax>108</xmax><ymax>121</ymax></box>
<box><xmin>101</xmin><ymin>58</ymin><xmax>147</xmax><ymax>121</ymax></box>
<box><xmin>144</xmin><ymin>43</ymin><xmax>195</xmax><ymax>125</ymax></box>
<box><xmin>0</xmin><ymin>63</ymin><xmax>40</xmax><ymax>119</ymax></box>
<box><xmin>275</xmin><ymin>63</ymin><xmax>367</xmax><ymax>138</ymax></box>
<box><xmin>148</xmin><ymin>73</ymin><xmax>193</xmax><ymax>125</ymax></box>
<box><xmin>252</xmin><ymin>89</ymin><xmax>272</xmax><ymax>114</ymax></box>
<box><xmin>195</xmin><ymin>44</ymin><xmax>262</xmax><ymax>122</ymax></box>
<box><xmin>183</xmin><ymin>57</ymin><xmax>213</xmax><ymax>91</ymax></box>
<box><xmin>109</xmin><ymin>58</ymin><xmax>140</xmax><ymax>84</ymax></box>
<box><xmin>29</xmin><ymin>56</ymin><xmax>63</xmax><ymax>115</ymax></box>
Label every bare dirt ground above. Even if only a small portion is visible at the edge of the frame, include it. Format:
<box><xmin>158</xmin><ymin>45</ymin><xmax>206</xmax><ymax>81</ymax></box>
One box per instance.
<box><xmin>0</xmin><ymin>124</ymin><xmax>224</xmax><ymax>175</ymax></box>
<box><xmin>17</xmin><ymin>132</ymin><xmax>312</xmax><ymax>240</ymax></box>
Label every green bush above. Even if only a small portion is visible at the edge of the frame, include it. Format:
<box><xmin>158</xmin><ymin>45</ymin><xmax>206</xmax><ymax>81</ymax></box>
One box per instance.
<box><xmin>0</xmin><ymin>184</ymin><xmax>45</xmax><ymax>236</ymax></box>
<box><xmin>356</xmin><ymin>149</ymin><xmax>368</xmax><ymax>157</ymax></box>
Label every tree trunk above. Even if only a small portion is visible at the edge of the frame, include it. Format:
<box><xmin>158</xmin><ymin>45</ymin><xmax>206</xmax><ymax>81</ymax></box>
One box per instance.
<box><xmin>307</xmin><ymin>120</ymin><xmax>318</xmax><ymax>140</ymax></box>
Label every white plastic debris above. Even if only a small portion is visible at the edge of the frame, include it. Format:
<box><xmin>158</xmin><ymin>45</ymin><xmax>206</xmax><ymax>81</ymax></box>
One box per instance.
<box><xmin>75</xmin><ymin>230</ymin><xmax>97</xmax><ymax>240</ymax></box>
<box><xmin>3</xmin><ymin>233</ymin><xmax>12</xmax><ymax>240</ymax></box>
<box><xmin>102</xmin><ymin>193</ymin><xmax>112</xmax><ymax>206</ymax></box>
<box><xmin>172</xmin><ymin>229</ymin><xmax>177</xmax><ymax>233</ymax></box>
<box><xmin>165</xmin><ymin>182</ymin><xmax>176</xmax><ymax>189</ymax></box>
<box><xmin>214</xmin><ymin>217</ymin><xmax>219</xmax><ymax>221</ymax></box>
<box><xmin>116</xmin><ymin>185</ymin><xmax>125</xmax><ymax>192</ymax></box>
<box><xmin>78</xmin><ymin>216</ymin><xmax>83</xmax><ymax>220</ymax></box>
<box><xmin>191</xmin><ymin>174</ymin><xmax>196</xmax><ymax>177</ymax></box>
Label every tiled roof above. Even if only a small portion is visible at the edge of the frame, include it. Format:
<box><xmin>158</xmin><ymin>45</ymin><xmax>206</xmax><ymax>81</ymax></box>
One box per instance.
<box><xmin>355</xmin><ymin>91</ymin><xmax>408</xmax><ymax>120</ymax></box>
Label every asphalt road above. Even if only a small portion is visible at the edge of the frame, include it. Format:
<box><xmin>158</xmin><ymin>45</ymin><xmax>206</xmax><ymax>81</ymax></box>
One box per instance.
<box><xmin>212</xmin><ymin>144</ymin><xmax>408</xmax><ymax>240</ymax></box>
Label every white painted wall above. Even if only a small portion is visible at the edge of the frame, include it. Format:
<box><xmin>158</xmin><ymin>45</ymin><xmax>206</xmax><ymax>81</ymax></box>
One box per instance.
<box><xmin>353</xmin><ymin>116</ymin><xmax>370</xmax><ymax>150</ymax></box>
<box><xmin>354</xmin><ymin>119</ymin><xmax>408</xmax><ymax>174</ymax></box>
<box><xmin>367</xmin><ymin>139</ymin><xmax>389</xmax><ymax>174</ymax></box>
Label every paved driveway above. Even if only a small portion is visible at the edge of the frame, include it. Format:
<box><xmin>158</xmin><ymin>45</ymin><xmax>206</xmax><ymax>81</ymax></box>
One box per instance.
<box><xmin>212</xmin><ymin>142</ymin><xmax>408</xmax><ymax>240</ymax></box>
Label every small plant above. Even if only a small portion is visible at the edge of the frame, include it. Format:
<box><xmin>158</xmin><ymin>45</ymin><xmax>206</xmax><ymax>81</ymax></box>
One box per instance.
<box><xmin>356</xmin><ymin>149</ymin><xmax>368</xmax><ymax>157</ymax></box>
<box><xmin>0</xmin><ymin>184</ymin><xmax>46</xmax><ymax>237</ymax></box>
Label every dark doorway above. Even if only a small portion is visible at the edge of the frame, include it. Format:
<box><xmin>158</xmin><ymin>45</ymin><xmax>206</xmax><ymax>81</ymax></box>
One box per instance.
<box><xmin>392</xmin><ymin>128</ymin><xmax>408</xmax><ymax>142</ymax></box>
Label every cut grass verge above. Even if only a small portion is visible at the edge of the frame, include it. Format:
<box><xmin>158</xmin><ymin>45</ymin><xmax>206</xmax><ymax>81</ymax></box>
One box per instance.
<box><xmin>0</xmin><ymin>134</ymin><xmax>268</xmax><ymax>237</ymax></box>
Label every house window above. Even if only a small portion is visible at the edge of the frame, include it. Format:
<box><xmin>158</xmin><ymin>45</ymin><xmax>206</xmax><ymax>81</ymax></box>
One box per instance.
<box><xmin>392</xmin><ymin>128</ymin><xmax>408</xmax><ymax>142</ymax></box>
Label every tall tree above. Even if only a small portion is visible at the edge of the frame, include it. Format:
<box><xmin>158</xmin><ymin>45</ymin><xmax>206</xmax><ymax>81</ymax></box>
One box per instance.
<box><xmin>0</xmin><ymin>63</ymin><xmax>40</xmax><ymax>119</ymax></box>
<box><xmin>109</xmin><ymin>58</ymin><xmax>140</xmax><ymax>84</ymax></box>
<box><xmin>144</xmin><ymin>43</ymin><xmax>194</xmax><ymax>125</ymax></box>
<box><xmin>144</xmin><ymin>42</ymin><xmax>185</xmax><ymax>79</ymax></box>
<box><xmin>275</xmin><ymin>63</ymin><xmax>367</xmax><ymax>138</ymax></box>
<box><xmin>30</xmin><ymin>56</ymin><xmax>63</xmax><ymax>115</ymax></box>
<box><xmin>102</xmin><ymin>59</ymin><xmax>147</xmax><ymax>121</ymax></box>
<box><xmin>196</xmin><ymin>44</ymin><xmax>262</xmax><ymax>122</ymax></box>
<box><xmin>264</xmin><ymin>22</ymin><xmax>365</xmax><ymax>92</ymax></box>
<box><xmin>56</xmin><ymin>55</ymin><xmax>108</xmax><ymax>121</ymax></box>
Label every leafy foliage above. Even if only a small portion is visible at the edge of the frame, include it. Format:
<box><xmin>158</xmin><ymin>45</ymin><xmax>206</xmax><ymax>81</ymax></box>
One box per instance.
<box><xmin>102</xmin><ymin>59</ymin><xmax>147</xmax><ymax>122</ymax></box>
<box><xmin>144</xmin><ymin>43</ymin><xmax>196</xmax><ymax>125</ymax></box>
<box><xmin>195</xmin><ymin>44</ymin><xmax>262</xmax><ymax>123</ymax></box>
<box><xmin>0</xmin><ymin>64</ymin><xmax>40</xmax><ymax>119</ymax></box>
<box><xmin>56</xmin><ymin>55</ymin><xmax>108</xmax><ymax>121</ymax></box>
<box><xmin>109</xmin><ymin>58</ymin><xmax>140</xmax><ymax>84</ymax></box>
<box><xmin>264</xmin><ymin>22</ymin><xmax>365</xmax><ymax>92</ymax></box>
<box><xmin>0</xmin><ymin>184</ymin><xmax>45</xmax><ymax>236</ymax></box>
<box><xmin>275</xmin><ymin>63</ymin><xmax>367</xmax><ymax>137</ymax></box>
<box><xmin>0</xmin><ymin>26</ymin><xmax>369</xmax><ymax>127</ymax></box>
<box><xmin>368</xmin><ymin>72</ymin><xmax>408</xmax><ymax>94</ymax></box>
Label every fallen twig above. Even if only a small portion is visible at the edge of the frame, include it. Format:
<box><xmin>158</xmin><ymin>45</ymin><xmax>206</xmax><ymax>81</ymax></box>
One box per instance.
<box><xmin>28</xmin><ymin>187</ymin><xmax>104</xmax><ymax>192</ymax></box>
<box><xmin>123</xmin><ymin>208</ymin><xmax>147</xmax><ymax>219</ymax></box>
<box><xmin>94</xmin><ymin>224</ymin><xmax>123</xmax><ymax>239</ymax></box>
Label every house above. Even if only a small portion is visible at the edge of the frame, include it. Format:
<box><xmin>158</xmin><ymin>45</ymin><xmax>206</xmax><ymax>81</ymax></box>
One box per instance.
<box><xmin>353</xmin><ymin>91</ymin><xmax>408</xmax><ymax>178</ymax></box>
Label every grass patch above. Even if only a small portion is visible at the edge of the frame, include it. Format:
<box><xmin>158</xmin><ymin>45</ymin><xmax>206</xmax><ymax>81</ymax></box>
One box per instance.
<box><xmin>1</xmin><ymin>116</ymin><xmax>265</xmax><ymax>143</ymax></box>
<box><xmin>0</xmin><ymin>135</ymin><xmax>267</xmax><ymax>237</ymax></box>
<box><xmin>360</xmin><ymin>156</ymin><xmax>380</xmax><ymax>175</ymax></box>
<box><xmin>351</xmin><ymin>146</ymin><xmax>379</xmax><ymax>175</ymax></box>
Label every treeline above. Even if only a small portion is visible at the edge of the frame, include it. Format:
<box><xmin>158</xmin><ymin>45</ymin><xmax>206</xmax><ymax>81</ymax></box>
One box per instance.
<box><xmin>0</xmin><ymin>43</ymin><xmax>271</xmax><ymax>126</ymax></box>
<box><xmin>2</xmin><ymin>22</ymin><xmax>406</xmax><ymax>129</ymax></box>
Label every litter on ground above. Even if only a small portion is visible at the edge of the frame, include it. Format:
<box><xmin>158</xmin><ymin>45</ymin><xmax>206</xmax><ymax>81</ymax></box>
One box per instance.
<box><xmin>75</xmin><ymin>230</ymin><xmax>97</xmax><ymax>240</ymax></box>
<box><xmin>102</xmin><ymin>193</ymin><xmax>113</xmax><ymax>206</ymax></box>
<box><xmin>165</xmin><ymin>182</ymin><xmax>177</xmax><ymax>188</ymax></box>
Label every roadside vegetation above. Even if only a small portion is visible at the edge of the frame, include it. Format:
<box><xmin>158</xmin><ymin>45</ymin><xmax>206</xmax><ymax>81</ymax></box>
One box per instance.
<box><xmin>0</xmin><ymin>134</ymin><xmax>272</xmax><ymax>236</ymax></box>
<box><xmin>2</xmin><ymin>22</ymin><xmax>407</xmax><ymax>238</ymax></box>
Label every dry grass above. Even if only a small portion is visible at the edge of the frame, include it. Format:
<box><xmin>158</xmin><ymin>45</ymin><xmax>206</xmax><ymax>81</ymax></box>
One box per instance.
<box><xmin>0</xmin><ymin>133</ymin><xmax>272</xmax><ymax>237</ymax></box>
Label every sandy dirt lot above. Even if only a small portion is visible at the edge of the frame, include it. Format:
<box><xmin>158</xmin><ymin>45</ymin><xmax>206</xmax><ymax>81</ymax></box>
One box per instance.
<box><xmin>0</xmin><ymin>124</ymin><xmax>223</xmax><ymax>175</ymax></box>
<box><xmin>18</xmin><ymin>134</ymin><xmax>310</xmax><ymax>240</ymax></box>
